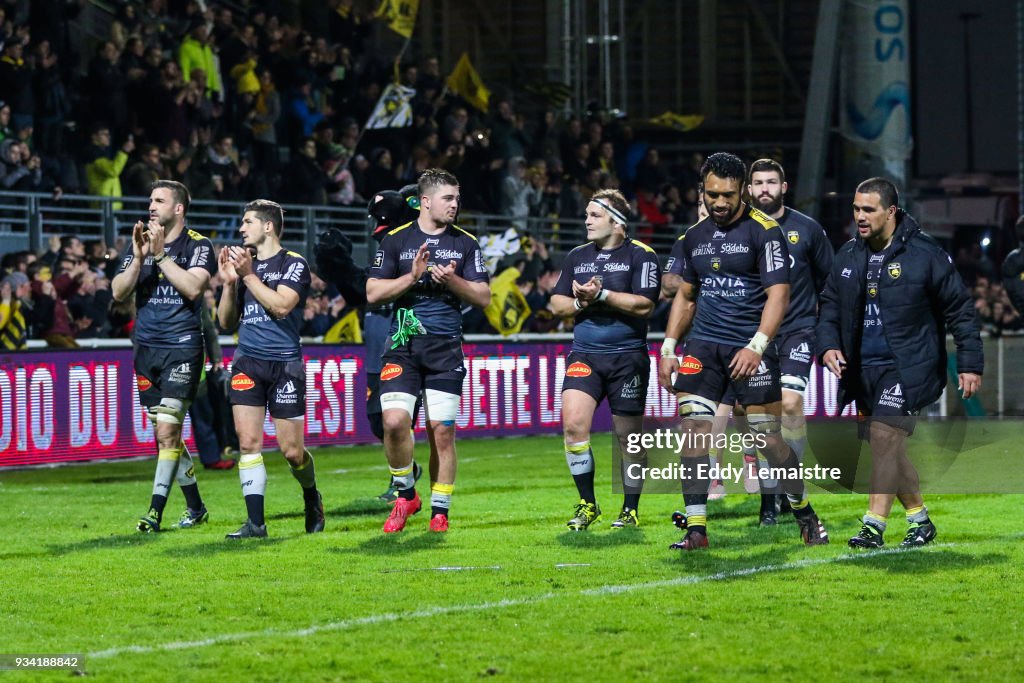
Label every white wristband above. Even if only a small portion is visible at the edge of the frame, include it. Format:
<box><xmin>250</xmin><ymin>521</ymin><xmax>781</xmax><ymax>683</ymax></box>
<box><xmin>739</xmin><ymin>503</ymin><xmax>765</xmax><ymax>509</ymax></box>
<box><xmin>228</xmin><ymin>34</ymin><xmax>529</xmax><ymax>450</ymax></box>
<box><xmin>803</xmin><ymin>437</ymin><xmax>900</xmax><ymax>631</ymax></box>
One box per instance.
<box><xmin>745</xmin><ymin>331</ymin><xmax>770</xmax><ymax>355</ymax></box>
<box><xmin>597</xmin><ymin>288</ymin><xmax>609</xmax><ymax>302</ymax></box>
<box><xmin>660</xmin><ymin>337</ymin><xmax>677</xmax><ymax>358</ymax></box>
<box><xmin>573</xmin><ymin>298</ymin><xmax>583</xmax><ymax>311</ymax></box>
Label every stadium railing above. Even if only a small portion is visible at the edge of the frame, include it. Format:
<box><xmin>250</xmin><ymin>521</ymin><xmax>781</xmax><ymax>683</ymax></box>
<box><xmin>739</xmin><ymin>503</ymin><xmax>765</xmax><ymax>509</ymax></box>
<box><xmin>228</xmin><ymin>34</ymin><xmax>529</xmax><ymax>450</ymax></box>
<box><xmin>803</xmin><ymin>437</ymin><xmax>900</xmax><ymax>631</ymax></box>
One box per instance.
<box><xmin>0</xmin><ymin>191</ymin><xmax>684</xmax><ymax>263</ymax></box>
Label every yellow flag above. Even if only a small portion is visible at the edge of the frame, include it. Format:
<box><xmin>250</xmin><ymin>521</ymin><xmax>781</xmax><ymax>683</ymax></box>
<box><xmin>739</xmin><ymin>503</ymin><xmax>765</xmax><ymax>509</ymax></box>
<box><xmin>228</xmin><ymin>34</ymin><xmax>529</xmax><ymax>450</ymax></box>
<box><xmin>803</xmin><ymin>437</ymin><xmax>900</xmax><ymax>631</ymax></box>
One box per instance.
<box><xmin>446</xmin><ymin>52</ymin><xmax>491</xmax><ymax>112</ymax></box>
<box><xmin>376</xmin><ymin>0</ymin><xmax>419</xmax><ymax>39</ymax></box>
<box><xmin>324</xmin><ymin>309</ymin><xmax>363</xmax><ymax>344</ymax></box>
<box><xmin>648</xmin><ymin>111</ymin><xmax>704</xmax><ymax>132</ymax></box>
<box><xmin>484</xmin><ymin>267</ymin><xmax>531</xmax><ymax>336</ymax></box>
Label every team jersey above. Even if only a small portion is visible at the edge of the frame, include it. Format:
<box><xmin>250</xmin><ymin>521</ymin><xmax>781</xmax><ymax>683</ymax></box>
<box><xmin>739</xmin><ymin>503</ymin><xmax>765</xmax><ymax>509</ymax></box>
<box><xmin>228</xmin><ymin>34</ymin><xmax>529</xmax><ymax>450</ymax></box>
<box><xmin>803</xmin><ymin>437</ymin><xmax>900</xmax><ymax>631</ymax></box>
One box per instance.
<box><xmin>368</xmin><ymin>220</ymin><xmax>489</xmax><ymax>338</ymax></box>
<box><xmin>679</xmin><ymin>206</ymin><xmax>790</xmax><ymax>347</ymax></box>
<box><xmin>235</xmin><ymin>248</ymin><xmax>311</xmax><ymax>362</ymax></box>
<box><xmin>776</xmin><ymin>208</ymin><xmax>834</xmax><ymax>334</ymax></box>
<box><xmin>554</xmin><ymin>239</ymin><xmax>661</xmax><ymax>353</ymax></box>
<box><xmin>664</xmin><ymin>224</ymin><xmax>693</xmax><ymax>278</ymax></box>
<box><xmin>118</xmin><ymin>227</ymin><xmax>216</xmax><ymax>348</ymax></box>
<box><xmin>861</xmin><ymin>247</ymin><xmax>895</xmax><ymax>366</ymax></box>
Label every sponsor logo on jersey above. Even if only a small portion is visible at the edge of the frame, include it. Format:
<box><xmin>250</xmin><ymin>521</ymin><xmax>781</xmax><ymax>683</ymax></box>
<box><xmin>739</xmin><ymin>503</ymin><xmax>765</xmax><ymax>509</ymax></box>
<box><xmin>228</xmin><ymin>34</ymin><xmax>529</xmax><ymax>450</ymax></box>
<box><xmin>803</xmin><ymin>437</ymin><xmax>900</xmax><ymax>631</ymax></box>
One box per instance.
<box><xmin>720</xmin><ymin>243</ymin><xmax>750</xmax><ymax>255</ymax></box>
<box><xmin>565</xmin><ymin>361</ymin><xmax>592</xmax><ymax>378</ymax></box>
<box><xmin>284</xmin><ymin>262</ymin><xmax>305</xmax><ymax>282</ymax></box>
<box><xmin>433</xmin><ymin>248</ymin><xmax>463</xmax><ymax>260</ymax></box>
<box><xmin>664</xmin><ymin>257</ymin><xmax>676</xmax><ymax>273</ymax></box>
<box><xmin>574</xmin><ymin>263</ymin><xmax>598</xmax><ymax>275</ymax></box>
<box><xmin>691</xmin><ymin>244</ymin><xmax>715</xmax><ymax>257</ymax></box>
<box><xmin>257</xmin><ymin>262</ymin><xmax>269</xmax><ymax>271</ymax></box>
<box><xmin>603</xmin><ymin>262</ymin><xmax>630</xmax><ymax>272</ymax></box>
<box><xmin>787</xmin><ymin>230</ymin><xmax>800</xmax><ymax>244</ymax></box>
<box><xmin>189</xmin><ymin>245</ymin><xmax>210</xmax><ymax>268</ymax></box>
<box><xmin>679</xmin><ymin>356</ymin><xmax>703</xmax><ymax>375</ymax></box>
<box><xmin>381</xmin><ymin>363</ymin><xmax>404</xmax><ymax>381</ymax></box>
<box><xmin>373</xmin><ymin>250</ymin><xmax>384</xmax><ymax>268</ymax></box>
<box><xmin>399</xmin><ymin>250</ymin><xmax>417</xmax><ymax>261</ymax></box>
<box><xmin>136</xmin><ymin>374</ymin><xmax>153</xmax><ymax>392</ymax></box>
<box><xmin>764</xmin><ymin>241</ymin><xmax>784</xmax><ymax>273</ymax></box>
<box><xmin>713</xmin><ymin>231</ymin><xmax>726</xmax><ymax>240</ymax></box>
<box><xmin>231</xmin><ymin>372</ymin><xmax>256</xmax><ymax>391</ymax></box>
<box><xmin>747</xmin><ymin>360</ymin><xmax>774</xmax><ymax>388</ymax></box>
<box><xmin>276</xmin><ymin>380</ymin><xmax>298</xmax><ymax>404</ymax></box>
<box><xmin>887</xmin><ymin>262</ymin><xmax>901</xmax><ymax>279</ymax></box>
<box><xmin>641</xmin><ymin>261</ymin><xmax>658</xmax><ymax>288</ymax></box>
<box><xmin>788</xmin><ymin>342</ymin><xmax>812</xmax><ymax>363</ymax></box>
<box><xmin>425</xmin><ymin>238</ymin><xmax>440</xmax><ymax>246</ymax></box>
<box><xmin>596</xmin><ymin>252</ymin><xmax>611</xmax><ymax>260</ymax></box>
<box><xmin>841</xmin><ymin>268</ymin><xmax>852</xmax><ymax>278</ymax></box>
<box><xmin>711</xmin><ymin>257</ymin><xmax>721</xmax><ymax>272</ymax></box>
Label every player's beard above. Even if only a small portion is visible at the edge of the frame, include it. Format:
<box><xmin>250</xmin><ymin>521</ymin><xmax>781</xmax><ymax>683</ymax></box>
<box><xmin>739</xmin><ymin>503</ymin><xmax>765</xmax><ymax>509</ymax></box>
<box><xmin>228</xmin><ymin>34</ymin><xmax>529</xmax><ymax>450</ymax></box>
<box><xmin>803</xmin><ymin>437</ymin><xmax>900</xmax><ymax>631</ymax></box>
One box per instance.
<box><xmin>755</xmin><ymin>193</ymin><xmax>783</xmax><ymax>216</ymax></box>
<box><xmin>706</xmin><ymin>200</ymin><xmax>743</xmax><ymax>227</ymax></box>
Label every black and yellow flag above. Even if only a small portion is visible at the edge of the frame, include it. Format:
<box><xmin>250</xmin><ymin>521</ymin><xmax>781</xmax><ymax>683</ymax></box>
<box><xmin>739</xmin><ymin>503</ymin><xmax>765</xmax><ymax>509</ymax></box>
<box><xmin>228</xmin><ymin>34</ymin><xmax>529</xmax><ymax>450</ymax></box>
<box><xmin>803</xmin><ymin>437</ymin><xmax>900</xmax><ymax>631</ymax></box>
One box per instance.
<box><xmin>376</xmin><ymin>0</ymin><xmax>419</xmax><ymax>39</ymax></box>
<box><xmin>484</xmin><ymin>267</ymin><xmax>531</xmax><ymax>336</ymax></box>
<box><xmin>648</xmin><ymin>111</ymin><xmax>704</xmax><ymax>132</ymax></box>
<box><xmin>446</xmin><ymin>52</ymin><xmax>491</xmax><ymax>113</ymax></box>
<box><xmin>324</xmin><ymin>309</ymin><xmax>363</xmax><ymax>344</ymax></box>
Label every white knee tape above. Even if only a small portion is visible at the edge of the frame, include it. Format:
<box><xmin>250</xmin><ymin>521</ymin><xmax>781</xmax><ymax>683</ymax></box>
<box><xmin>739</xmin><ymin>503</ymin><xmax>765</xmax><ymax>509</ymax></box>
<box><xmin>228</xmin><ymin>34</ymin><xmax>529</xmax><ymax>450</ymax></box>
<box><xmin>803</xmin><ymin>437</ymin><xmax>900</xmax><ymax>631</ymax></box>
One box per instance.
<box><xmin>380</xmin><ymin>391</ymin><xmax>417</xmax><ymax>418</ymax></box>
<box><xmin>746</xmin><ymin>412</ymin><xmax>782</xmax><ymax>434</ymax></box>
<box><xmin>781</xmin><ymin>374</ymin><xmax>808</xmax><ymax>394</ymax></box>
<box><xmin>154</xmin><ymin>398</ymin><xmax>190</xmax><ymax>424</ymax></box>
<box><xmin>678</xmin><ymin>394</ymin><xmax>717</xmax><ymax>422</ymax></box>
<box><xmin>425</xmin><ymin>388</ymin><xmax>460</xmax><ymax>423</ymax></box>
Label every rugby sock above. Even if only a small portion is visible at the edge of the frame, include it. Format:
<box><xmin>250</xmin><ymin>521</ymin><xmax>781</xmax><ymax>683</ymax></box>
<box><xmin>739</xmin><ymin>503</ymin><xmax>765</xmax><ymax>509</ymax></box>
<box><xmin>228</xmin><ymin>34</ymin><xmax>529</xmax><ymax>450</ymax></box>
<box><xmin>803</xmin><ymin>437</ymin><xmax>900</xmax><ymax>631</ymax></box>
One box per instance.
<box><xmin>621</xmin><ymin>454</ymin><xmax>645</xmax><ymax>511</ymax></box>
<box><xmin>290</xmin><ymin>449</ymin><xmax>318</xmax><ymax>497</ymax></box>
<box><xmin>775</xmin><ymin>449</ymin><xmax>810</xmax><ymax>511</ymax></box>
<box><xmin>757</xmin><ymin>457</ymin><xmax>778</xmax><ymax>489</ymax></box>
<box><xmin>175</xmin><ymin>443</ymin><xmax>204</xmax><ymax>511</ymax></box>
<box><xmin>865</xmin><ymin>511</ymin><xmax>888</xmax><ymax>532</ymax></box>
<box><xmin>782</xmin><ymin>423</ymin><xmax>807</xmax><ymax>464</ymax></box>
<box><xmin>565</xmin><ymin>441</ymin><xmax>596</xmax><ymax>504</ymax></box>
<box><xmin>389</xmin><ymin>461</ymin><xmax>417</xmax><ymax>501</ymax></box>
<box><xmin>431</xmin><ymin>482</ymin><xmax>454</xmax><ymax>517</ymax></box>
<box><xmin>905</xmin><ymin>506</ymin><xmax>929</xmax><ymax>524</ymax></box>
<box><xmin>239</xmin><ymin>453</ymin><xmax>267</xmax><ymax>526</ymax></box>
<box><xmin>149</xmin><ymin>448</ymin><xmax>181</xmax><ymax>519</ymax></box>
<box><xmin>682</xmin><ymin>455</ymin><xmax>711</xmax><ymax>531</ymax></box>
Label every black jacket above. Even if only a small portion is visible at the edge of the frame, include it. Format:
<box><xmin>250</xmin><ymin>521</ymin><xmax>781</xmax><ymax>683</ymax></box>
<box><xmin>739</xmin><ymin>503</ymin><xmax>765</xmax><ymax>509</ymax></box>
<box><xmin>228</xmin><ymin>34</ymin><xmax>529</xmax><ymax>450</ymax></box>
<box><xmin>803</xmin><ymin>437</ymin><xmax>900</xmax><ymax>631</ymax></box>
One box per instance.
<box><xmin>816</xmin><ymin>212</ymin><xmax>983</xmax><ymax>412</ymax></box>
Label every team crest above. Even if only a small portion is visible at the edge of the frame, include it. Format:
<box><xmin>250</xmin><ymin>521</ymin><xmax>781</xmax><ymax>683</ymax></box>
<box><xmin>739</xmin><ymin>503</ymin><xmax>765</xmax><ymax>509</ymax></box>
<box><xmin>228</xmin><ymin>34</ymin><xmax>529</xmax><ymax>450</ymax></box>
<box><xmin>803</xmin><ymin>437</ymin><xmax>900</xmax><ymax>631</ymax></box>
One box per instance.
<box><xmin>887</xmin><ymin>262</ymin><xmax>901</xmax><ymax>279</ymax></box>
<box><xmin>787</xmin><ymin>230</ymin><xmax>799</xmax><ymax>245</ymax></box>
<box><xmin>711</xmin><ymin>257</ymin><xmax>721</xmax><ymax>272</ymax></box>
<box><xmin>868</xmin><ymin>284</ymin><xmax>878</xmax><ymax>298</ymax></box>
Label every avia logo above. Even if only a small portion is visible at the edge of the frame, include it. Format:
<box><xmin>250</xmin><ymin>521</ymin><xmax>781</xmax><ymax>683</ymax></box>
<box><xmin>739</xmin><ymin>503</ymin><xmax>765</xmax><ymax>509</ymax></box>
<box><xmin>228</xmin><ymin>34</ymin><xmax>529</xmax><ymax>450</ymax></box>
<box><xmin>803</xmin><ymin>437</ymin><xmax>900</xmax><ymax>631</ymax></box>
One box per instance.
<box><xmin>381</xmin><ymin>363</ymin><xmax>404</xmax><ymax>381</ymax></box>
<box><xmin>136</xmin><ymin>374</ymin><xmax>153</xmax><ymax>392</ymax></box>
<box><xmin>846</xmin><ymin>81</ymin><xmax>910</xmax><ymax>142</ymax></box>
<box><xmin>231</xmin><ymin>373</ymin><xmax>256</xmax><ymax>391</ymax></box>
<box><xmin>679</xmin><ymin>356</ymin><xmax>703</xmax><ymax>375</ymax></box>
<box><xmin>565</xmin><ymin>362</ymin><xmax>592</xmax><ymax>378</ymax></box>
<box><xmin>284</xmin><ymin>261</ymin><xmax>305</xmax><ymax>282</ymax></box>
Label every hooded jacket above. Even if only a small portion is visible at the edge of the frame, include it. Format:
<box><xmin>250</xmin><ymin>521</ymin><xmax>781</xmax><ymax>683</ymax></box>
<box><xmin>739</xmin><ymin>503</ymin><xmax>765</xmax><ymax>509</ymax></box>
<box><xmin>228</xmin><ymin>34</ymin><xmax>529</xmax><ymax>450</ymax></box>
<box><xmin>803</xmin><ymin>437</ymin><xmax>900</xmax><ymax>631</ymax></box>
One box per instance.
<box><xmin>816</xmin><ymin>212</ymin><xmax>983</xmax><ymax>412</ymax></box>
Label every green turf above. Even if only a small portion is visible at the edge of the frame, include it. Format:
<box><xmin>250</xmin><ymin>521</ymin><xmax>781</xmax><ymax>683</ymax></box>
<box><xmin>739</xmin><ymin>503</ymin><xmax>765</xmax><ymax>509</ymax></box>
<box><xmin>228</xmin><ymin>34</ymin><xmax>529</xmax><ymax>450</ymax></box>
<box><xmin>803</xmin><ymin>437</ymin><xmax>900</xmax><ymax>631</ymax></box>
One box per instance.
<box><xmin>1</xmin><ymin>432</ymin><xmax>1021</xmax><ymax>681</ymax></box>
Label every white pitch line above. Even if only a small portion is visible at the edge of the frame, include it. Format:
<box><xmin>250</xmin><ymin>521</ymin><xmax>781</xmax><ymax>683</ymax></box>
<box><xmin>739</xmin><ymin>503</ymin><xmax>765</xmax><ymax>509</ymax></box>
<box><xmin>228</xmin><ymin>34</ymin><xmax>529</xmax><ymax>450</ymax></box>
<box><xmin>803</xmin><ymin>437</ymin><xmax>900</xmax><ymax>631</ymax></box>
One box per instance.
<box><xmin>87</xmin><ymin>543</ymin><xmax>950</xmax><ymax>660</ymax></box>
<box><xmin>380</xmin><ymin>565</ymin><xmax>503</xmax><ymax>573</ymax></box>
<box><xmin>555</xmin><ymin>563</ymin><xmax>593</xmax><ymax>568</ymax></box>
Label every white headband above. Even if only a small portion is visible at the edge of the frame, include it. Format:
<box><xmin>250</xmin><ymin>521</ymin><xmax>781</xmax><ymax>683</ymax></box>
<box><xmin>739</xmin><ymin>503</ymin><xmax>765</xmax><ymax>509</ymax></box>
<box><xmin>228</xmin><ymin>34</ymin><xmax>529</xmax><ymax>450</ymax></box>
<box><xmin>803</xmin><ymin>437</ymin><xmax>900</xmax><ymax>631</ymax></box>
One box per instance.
<box><xmin>592</xmin><ymin>198</ymin><xmax>628</xmax><ymax>228</ymax></box>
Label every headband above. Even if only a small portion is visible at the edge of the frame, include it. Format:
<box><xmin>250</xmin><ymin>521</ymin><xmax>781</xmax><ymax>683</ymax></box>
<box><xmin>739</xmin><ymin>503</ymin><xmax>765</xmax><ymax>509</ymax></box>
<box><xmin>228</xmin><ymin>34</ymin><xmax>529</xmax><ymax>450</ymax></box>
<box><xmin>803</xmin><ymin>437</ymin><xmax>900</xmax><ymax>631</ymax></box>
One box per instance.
<box><xmin>592</xmin><ymin>198</ymin><xmax>628</xmax><ymax>228</ymax></box>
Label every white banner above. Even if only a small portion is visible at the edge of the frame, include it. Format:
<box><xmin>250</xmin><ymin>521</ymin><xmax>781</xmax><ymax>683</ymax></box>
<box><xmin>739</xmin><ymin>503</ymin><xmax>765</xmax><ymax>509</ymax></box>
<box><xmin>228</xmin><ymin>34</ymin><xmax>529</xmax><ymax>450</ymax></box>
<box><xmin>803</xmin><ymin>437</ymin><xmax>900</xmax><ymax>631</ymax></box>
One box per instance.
<box><xmin>840</xmin><ymin>0</ymin><xmax>912</xmax><ymax>162</ymax></box>
<box><xmin>365</xmin><ymin>83</ymin><xmax>416</xmax><ymax>129</ymax></box>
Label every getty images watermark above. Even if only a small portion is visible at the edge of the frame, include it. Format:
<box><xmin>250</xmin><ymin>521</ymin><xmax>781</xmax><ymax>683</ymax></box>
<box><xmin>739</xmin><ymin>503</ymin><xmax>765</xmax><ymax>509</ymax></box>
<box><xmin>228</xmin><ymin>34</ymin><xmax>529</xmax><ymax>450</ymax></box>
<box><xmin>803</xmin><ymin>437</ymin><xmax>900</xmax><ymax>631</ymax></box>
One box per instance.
<box><xmin>622</xmin><ymin>428</ymin><xmax>843</xmax><ymax>484</ymax></box>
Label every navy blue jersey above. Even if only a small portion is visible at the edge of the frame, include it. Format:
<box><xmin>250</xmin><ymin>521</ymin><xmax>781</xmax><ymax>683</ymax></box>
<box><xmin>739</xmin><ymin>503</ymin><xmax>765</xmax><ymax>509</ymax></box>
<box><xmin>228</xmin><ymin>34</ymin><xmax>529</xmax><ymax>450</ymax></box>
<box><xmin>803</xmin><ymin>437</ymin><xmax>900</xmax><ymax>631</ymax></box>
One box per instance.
<box><xmin>554</xmin><ymin>239</ymin><xmax>661</xmax><ymax>353</ymax></box>
<box><xmin>118</xmin><ymin>228</ymin><xmax>216</xmax><ymax>348</ymax></box>
<box><xmin>861</xmin><ymin>248</ymin><xmax>895</xmax><ymax>366</ymax></box>
<box><xmin>680</xmin><ymin>207</ymin><xmax>790</xmax><ymax>347</ymax></box>
<box><xmin>664</xmin><ymin>225</ymin><xmax>693</xmax><ymax>278</ymax></box>
<box><xmin>235</xmin><ymin>249</ymin><xmax>311</xmax><ymax>362</ymax></box>
<box><xmin>776</xmin><ymin>208</ymin><xmax>834</xmax><ymax>335</ymax></box>
<box><xmin>368</xmin><ymin>221</ymin><xmax>489</xmax><ymax>338</ymax></box>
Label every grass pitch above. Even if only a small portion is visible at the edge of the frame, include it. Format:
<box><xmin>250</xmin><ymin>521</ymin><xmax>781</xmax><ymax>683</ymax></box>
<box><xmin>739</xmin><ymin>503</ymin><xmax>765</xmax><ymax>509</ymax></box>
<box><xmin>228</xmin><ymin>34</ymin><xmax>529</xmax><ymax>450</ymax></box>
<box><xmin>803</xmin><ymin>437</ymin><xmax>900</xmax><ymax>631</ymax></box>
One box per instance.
<box><xmin>1</xmin><ymin>432</ymin><xmax>1022</xmax><ymax>681</ymax></box>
